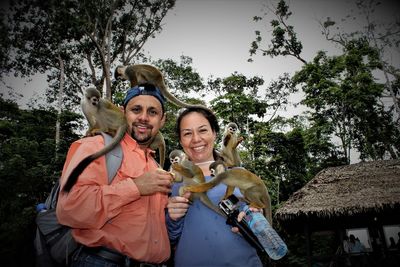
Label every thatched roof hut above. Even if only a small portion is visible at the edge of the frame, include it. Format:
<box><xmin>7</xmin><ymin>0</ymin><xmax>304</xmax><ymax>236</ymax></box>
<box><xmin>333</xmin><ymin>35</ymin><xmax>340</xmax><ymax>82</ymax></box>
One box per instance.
<box><xmin>275</xmin><ymin>160</ymin><xmax>400</xmax><ymax>267</ymax></box>
<box><xmin>276</xmin><ymin>159</ymin><xmax>400</xmax><ymax>230</ymax></box>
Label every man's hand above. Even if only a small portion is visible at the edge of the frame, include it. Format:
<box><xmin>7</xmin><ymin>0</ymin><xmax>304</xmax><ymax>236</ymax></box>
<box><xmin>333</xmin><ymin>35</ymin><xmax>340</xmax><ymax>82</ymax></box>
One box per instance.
<box><xmin>167</xmin><ymin>192</ymin><xmax>191</xmax><ymax>221</ymax></box>
<box><xmin>133</xmin><ymin>168</ymin><xmax>174</xmax><ymax>195</ymax></box>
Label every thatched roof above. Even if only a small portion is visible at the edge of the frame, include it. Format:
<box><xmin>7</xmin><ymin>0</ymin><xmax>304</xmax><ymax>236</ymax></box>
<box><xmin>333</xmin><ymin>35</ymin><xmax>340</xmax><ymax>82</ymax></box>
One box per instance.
<box><xmin>275</xmin><ymin>160</ymin><xmax>400</xmax><ymax>222</ymax></box>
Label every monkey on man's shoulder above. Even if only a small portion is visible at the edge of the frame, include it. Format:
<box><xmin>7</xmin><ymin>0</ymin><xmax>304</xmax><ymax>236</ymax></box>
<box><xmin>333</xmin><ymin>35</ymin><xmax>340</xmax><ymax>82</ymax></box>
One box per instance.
<box><xmin>62</xmin><ymin>87</ymin><xmax>127</xmax><ymax>192</ymax></box>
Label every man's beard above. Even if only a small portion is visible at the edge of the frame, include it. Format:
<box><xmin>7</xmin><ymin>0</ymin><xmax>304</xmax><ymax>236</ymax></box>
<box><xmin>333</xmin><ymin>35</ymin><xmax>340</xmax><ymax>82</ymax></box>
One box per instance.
<box><xmin>131</xmin><ymin>132</ymin><xmax>154</xmax><ymax>146</ymax></box>
<box><xmin>131</xmin><ymin>124</ymin><xmax>154</xmax><ymax>146</ymax></box>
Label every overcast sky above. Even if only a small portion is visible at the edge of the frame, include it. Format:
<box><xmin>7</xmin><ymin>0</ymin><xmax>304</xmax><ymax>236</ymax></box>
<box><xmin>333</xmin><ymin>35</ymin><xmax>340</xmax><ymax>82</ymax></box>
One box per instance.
<box><xmin>143</xmin><ymin>0</ymin><xmax>399</xmax><ymax>82</ymax></box>
<box><xmin>2</xmin><ymin>0</ymin><xmax>400</xmax><ymax>108</ymax></box>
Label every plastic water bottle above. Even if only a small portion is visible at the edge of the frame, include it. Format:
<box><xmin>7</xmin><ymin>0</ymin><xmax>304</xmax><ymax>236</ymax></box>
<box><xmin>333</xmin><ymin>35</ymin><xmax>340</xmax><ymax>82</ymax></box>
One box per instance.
<box><xmin>36</xmin><ymin>203</ymin><xmax>47</xmax><ymax>213</ymax></box>
<box><xmin>241</xmin><ymin>204</ymin><xmax>288</xmax><ymax>260</ymax></box>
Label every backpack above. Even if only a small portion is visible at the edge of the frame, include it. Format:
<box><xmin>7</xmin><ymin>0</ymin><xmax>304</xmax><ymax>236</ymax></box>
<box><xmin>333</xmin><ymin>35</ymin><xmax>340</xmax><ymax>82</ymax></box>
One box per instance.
<box><xmin>34</xmin><ymin>133</ymin><xmax>123</xmax><ymax>266</ymax></box>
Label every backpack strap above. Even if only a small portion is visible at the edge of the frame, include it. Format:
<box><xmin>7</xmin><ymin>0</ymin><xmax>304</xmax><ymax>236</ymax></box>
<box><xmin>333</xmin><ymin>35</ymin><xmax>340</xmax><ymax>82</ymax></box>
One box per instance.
<box><xmin>101</xmin><ymin>132</ymin><xmax>123</xmax><ymax>184</ymax></box>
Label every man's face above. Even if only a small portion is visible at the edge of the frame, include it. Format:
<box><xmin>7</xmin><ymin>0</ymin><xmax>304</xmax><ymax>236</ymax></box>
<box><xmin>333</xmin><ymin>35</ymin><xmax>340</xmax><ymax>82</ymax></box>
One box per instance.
<box><xmin>124</xmin><ymin>95</ymin><xmax>165</xmax><ymax>145</ymax></box>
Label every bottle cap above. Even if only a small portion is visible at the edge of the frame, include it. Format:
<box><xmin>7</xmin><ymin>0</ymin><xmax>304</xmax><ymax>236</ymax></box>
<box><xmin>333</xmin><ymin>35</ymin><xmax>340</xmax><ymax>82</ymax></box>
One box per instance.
<box><xmin>36</xmin><ymin>203</ymin><xmax>46</xmax><ymax>212</ymax></box>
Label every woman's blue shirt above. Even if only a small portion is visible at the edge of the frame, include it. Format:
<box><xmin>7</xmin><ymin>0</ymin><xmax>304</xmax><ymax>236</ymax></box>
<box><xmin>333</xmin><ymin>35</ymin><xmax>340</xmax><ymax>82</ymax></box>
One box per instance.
<box><xmin>166</xmin><ymin>175</ymin><xmax>263</xmax><ymax>267</ymax></box>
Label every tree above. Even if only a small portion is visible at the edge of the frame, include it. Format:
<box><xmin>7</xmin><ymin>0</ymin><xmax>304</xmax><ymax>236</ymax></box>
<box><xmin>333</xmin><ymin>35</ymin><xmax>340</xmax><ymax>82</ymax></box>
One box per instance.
<box><xmin>293</xmin><ymin>39</ymin><xmax>398</xmax><ymax>161</ymax></box>
<box><xmin>320</xmin><ymin>0</ymin><xmax>400</xmax><ymax>119</ymax></box>
<box><xmin>0</xmin><ymin>9</ymin><xmax>12</xmax><ymax>77</ymax></box>
<box><xmin>5</xmin><ymin>0</ymin><xmax>175</xmax><ymax>160</ymax></box>
<box><xmin>207</xmin><ymin>72</ymin><xmax>317</xmax><ymax>209</ymax></box>
<box><xmin>249</xmin><ymin>0</ymin><xmax>399</xmax><ymax>161</ymax></box>
<box><xmin>249</xmin><ymin>0</ymin><xmax>306</xmax><ymax>64</ymax></box>
<box><xmin>6</xmin><ymin>0</ymin><xmax>176</xmax><ymax>102</ymax></box>
<box><xmin>0</xmin><ymin>96</ymin><xmax>82</xmax><ymax>266</ymax></box>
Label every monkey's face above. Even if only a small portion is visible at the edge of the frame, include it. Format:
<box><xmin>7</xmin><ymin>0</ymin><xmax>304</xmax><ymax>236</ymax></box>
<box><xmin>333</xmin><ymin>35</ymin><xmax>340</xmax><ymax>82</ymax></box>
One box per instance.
<box><xmin>169</xmin><ymin>150</ymin><xmax>187</xmax><ymax>165</ymax></box>
<box><xmin>170</xmin><ymin>156</ymin><xmax>180</xmax><ymax>164</ymax></box>
<box><xmin>209</xmin><ymin>161</ymin><xmax>226</xmax><ymax>177</ymax></box>
<box><xmin>227</xmin><ymin>123</ymin><xmax>238</xmax><ymax>134</ymax></box>
<box><xmin>84</xmin><ymin>88</ymin><xmax>101</xmax><ymax>107</ymax></box>
<box><xmin>89</xmin><ymin>96</ymin><xmax>99</xmax><ymax>107</ymax></box>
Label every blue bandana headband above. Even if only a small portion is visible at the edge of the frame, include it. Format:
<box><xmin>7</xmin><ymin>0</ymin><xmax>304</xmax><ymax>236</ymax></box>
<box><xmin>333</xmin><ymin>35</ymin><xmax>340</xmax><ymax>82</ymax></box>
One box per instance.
<box><xmin>123</xmin><ymin>83</ymin><xmax>166</xmax><ymax>108</ymax></box>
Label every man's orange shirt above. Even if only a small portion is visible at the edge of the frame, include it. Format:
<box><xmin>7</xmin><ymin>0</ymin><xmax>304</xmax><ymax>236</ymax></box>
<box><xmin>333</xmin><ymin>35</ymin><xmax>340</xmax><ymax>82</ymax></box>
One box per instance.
<box><xmin>56</xmin><ymin>133</ymin><xmax>170</xmax><ymax>263</ymax></box>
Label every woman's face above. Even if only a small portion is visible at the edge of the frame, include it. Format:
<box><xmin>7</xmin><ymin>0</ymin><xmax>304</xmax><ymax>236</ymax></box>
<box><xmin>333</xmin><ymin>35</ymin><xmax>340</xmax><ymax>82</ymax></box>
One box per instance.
<box><xmin>179</xmin><ymin>111</ymin><xmax>216</xmax><ymax>163</ymax></box>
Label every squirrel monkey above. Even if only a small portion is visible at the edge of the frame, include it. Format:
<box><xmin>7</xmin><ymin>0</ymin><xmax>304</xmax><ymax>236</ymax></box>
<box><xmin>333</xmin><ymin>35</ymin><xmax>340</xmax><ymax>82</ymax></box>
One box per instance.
<box><xmin>149</xmin><ymin>132</ymin><xmax>166</xmax><ymax>168</ymax></box>
<box><xmin>114</xmin><ymin>64</ymin><xmax>211</xmax><ymax>110</ymax></box>
<box><xmin>169</xmin><ymin>150</ymin><xmax>225</xmax><ymax>217</ymax></box>
<box><xmin>219</xmin><ymin>122</ymin><xmax>244</xmax><ymax>168</ymax></box>
<box><xmin>182</xmin><ymin>160</ymin><xmax>272</xmax><ymax>224</ymax></box>
<box><xmin>169</xmin><ymin>149</ymin><xmax>188</xmax><ymax>182</ymax></box>
<box><xmin>62</xmin><ymin>87</ymin><xmax>127</xmax><ymax>192</ymax></box>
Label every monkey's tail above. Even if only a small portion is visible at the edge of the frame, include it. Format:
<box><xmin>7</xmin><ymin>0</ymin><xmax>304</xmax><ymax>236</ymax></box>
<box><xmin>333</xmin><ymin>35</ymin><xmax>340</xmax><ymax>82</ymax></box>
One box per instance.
<box><xmin>184</xmin><ymin>174</ymin><xmax>224</xmax><ymax>193</ymax></box>
<box><xmin>62</xmin><ymin>155</ymin><xmax>95</xmax><ymax>192</ymax></box>
<box><xmin>62</xmin><ymin>126</ymin><xmax>126</xmax><ymax>192</ymax></box>
<box><xmin>263</xmin><ymin>194</ymin><xmax>273</xmax><ymax>226</ymax></box>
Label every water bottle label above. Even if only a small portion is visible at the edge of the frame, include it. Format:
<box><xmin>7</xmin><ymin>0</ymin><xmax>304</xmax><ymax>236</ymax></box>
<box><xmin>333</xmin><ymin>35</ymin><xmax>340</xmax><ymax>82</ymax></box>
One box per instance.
<box><xmin>241</xmin><ymin>204</ymin><xmax>288</xmax><ymax>260</ymax></box>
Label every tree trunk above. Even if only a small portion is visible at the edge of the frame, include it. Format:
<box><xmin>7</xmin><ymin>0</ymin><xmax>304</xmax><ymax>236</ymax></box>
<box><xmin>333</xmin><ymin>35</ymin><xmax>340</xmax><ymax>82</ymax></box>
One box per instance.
<box><xmin>55</xmin><ymin>54</ymin><xmax>65</xmax><ymax>159</ymax></box>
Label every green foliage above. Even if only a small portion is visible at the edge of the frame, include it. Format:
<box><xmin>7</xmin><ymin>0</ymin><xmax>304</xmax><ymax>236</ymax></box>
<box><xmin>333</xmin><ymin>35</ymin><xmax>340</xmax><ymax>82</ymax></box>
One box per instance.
<box><xmin>1</xmin><ymin>1</ymin><xmax>398</xmax><ymax>265</ymax></box>
<box><xmin>6</xmin><ymin>0</ymin><xmax>176</xmax><ymax>104</ymax></box>
<box><xmin>294</xmin><ymin>38</ymin><xmax>398</xmax><ymax>162</ymax></box>
<box><xmin>0</xmin><ymin>11</ymin><xmax>12</xmax><ymax>76</ymax></box>
<box><xmin>210</xmin><ymin>72</ymin><xmax>267</xmax><ymax>126</ymax></box>
<box><xmin>156</xmin><ymin>56</ymin><xmax>205</xmax><ymax>95</ymax></box>
<box><xmin>0</xmin><ymin>96</ymin><xmax>82</xmax><ymax>265</ymax></box>
<box><xmin>277</xmin><ymin>232</ymin><xmax>308</xmax><ymax>266</ymax></box>
<box><xmin>207</xmin><ymin>73</ymin><xmax>328</xmax><ymax>209</ymax></box>
<box><xmin>249</xmin><ymin>1</ymin><xmax>399</xmax><ymax>263</ymax></box>
<box><xmin>249</xmin><ymin>0</ymin><xmax>306</xmax><ymax>64</ymax></box>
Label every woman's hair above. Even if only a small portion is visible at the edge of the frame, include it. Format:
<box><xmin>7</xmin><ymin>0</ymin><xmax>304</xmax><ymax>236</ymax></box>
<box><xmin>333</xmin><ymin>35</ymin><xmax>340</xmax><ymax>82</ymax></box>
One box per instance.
<box><xmin>175</xmin><ymin>106</ymin><xmax>222</xmax><ymax>160</ymax></box>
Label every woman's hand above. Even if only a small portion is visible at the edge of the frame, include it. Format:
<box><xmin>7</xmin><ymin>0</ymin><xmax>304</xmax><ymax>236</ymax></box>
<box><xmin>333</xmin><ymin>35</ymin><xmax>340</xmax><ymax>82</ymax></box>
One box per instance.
<box><xmin>167</xmin><ymin>192</ymin><xmax>191</xmax><ymax>221</ymax></box>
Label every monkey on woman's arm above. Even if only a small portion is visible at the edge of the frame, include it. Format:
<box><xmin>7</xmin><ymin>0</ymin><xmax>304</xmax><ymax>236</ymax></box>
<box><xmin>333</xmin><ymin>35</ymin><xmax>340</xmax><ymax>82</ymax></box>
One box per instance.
<box><xmin>180</xmin><ymin>160</ymin><xmax>273</xmax><ymax>225</ymax></box>
<box><xmin>169</xmin><ymin>150</ymin><xmax>225</xmax><ymax>217</ymax></box>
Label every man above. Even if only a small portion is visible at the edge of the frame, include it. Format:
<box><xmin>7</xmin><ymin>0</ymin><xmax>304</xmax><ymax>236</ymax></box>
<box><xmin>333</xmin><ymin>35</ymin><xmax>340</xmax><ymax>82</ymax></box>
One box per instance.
<box><xmin>57</xmin><ymin>83</ymin><xmax>173</xmax><ymax>266</ymax></box>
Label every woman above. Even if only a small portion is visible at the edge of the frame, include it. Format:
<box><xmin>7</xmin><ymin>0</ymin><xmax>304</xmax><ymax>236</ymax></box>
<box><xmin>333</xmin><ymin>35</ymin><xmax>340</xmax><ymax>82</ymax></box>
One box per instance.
<box><xmin>166</xmin><ymin>107</ymin><xmax>263</xmax><ymax>267</ymax></box>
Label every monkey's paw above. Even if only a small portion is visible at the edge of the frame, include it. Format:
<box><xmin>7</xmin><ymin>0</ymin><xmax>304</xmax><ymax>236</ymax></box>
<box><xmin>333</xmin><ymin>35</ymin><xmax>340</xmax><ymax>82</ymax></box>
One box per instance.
<box><xmin>86</xmin><ymin>129</ymin><xmax>103</xmax><ymax>137</ymax></box>
<box><xmin>180</xmin><ymin>186</ymin><xmax>192</xmax><ymax>193</ymax></box>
